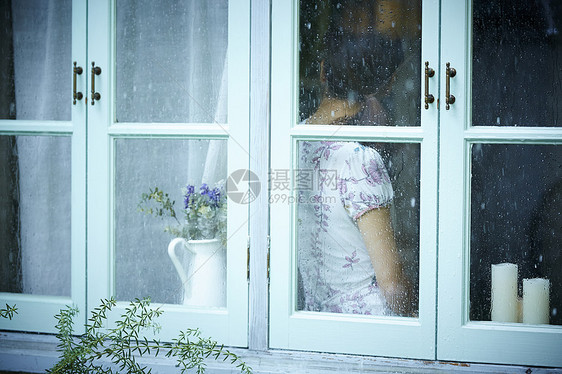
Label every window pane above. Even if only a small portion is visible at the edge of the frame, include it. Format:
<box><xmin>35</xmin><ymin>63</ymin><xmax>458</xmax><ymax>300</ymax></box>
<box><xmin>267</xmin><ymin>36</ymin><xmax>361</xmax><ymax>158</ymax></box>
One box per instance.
<box><xmin>0</xmin><ymin>135</ymin><xmax>71</xmax><ymax>296</ymax></box>
<box><xmin>299</xmin><ymin>0</ymin><xmax>421</xmax><ymax>126</ymax></box>
<box><xmin>472</xmin><ymin>0</ymin><xmax>562</xmax><ymax>127</ymax></box>
<box><xmin>0</xmin><ymin>0</ymin><xmax>71</xmax><ymax>121</ymax></box>
<box><xmin>470</xmin><ymin>144</ymin><xmax>562</xmax><ymax>325</ymax></box>
<box><xmin>114</xmin><ymin>138</ymin><xmax>227</xmax><ymax>307</ymax></box>
<box><xmin>295</xmin><ymin>140</ymin><xmax>419</xmax><ymax>317</ymax></box>
<box><xmin>116</xmin><ymin>1</ymin><xmax>228</xmax><ymax>124</ymax></box>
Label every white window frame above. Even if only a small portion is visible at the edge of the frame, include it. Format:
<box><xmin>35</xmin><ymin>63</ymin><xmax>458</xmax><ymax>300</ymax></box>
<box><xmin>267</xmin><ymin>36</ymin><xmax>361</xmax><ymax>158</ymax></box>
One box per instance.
<box><xmin>268</xmin><ymin>0</ymin><xmax>439</xmax><ymax>359</ymax></box>
<box><xmin>2</xmin><ymin>0</ymin><xmax>562</xmax><ymax>371</ymax></box>
<box><xmin>0</xmin><ymin>0</ymin><xmax>87</xmax><ymax>334</ymax></box>
<box><xmin>85</xmin><ymin>0</ymin><xmax>250</xmax><ymax>346</ymax></box>
<box><xmin>0</xmin><ymin>0</ymin><xmax>250</xmax><ymax>346</ymax></box>
<box><xmin>437</xmin><ymin>0</ymin><xmax>562</xmax><ymax>367</ymax></box>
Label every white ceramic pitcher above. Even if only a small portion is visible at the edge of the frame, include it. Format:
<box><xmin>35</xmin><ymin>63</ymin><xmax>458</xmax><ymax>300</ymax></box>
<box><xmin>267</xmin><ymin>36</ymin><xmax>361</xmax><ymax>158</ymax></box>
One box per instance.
<box><xmin>167</xmin><ymin>237</ymin><xmax>226</xmax><ymax>307</ymax></box>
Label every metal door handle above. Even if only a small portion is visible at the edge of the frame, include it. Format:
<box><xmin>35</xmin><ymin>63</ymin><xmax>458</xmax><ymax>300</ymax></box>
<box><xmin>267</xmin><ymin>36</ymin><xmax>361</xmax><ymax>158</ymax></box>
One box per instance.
<box><xmin>91</xmin><ymin>62</ymin><xmax>102</xmax><ymax>105</ymax></box>
<box><xmin>73</xmin><ymin>62</ymin><xmax>83</xmax><ymax>104</ymax></box>
<box><xmin>424</xmin><ymin>61</ymin><xmax>435</xmax><ymax>109</ymax></box>
<box><xmin>446</xmin><ymin>62</ymin><xmax>456</xmax><ymax>110</ymax></box>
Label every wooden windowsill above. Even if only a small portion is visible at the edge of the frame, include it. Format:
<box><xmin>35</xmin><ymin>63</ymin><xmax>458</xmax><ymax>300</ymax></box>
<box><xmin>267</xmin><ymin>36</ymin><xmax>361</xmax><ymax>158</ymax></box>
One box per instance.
<box><xmin>1</xmin><ymin>331</ymin><xmax>560</xmax><ymax>373</ymax></box>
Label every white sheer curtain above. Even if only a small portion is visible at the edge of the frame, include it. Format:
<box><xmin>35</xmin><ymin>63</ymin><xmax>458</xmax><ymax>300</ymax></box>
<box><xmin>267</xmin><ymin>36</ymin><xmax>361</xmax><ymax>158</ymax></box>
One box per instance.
<box><xmin>201</xmin><ymin>57</ymin><xmax>228</xmax><ymax>186</ymax></box>
<box><xmin>12</xmin><ymin>0</ymin><xmax>72</xmax><ymax>296</ymax></box>
<box><xmin>115</xmin><ymin>0</ymin><xmax>228</xmax><ymax>124</ymax></box>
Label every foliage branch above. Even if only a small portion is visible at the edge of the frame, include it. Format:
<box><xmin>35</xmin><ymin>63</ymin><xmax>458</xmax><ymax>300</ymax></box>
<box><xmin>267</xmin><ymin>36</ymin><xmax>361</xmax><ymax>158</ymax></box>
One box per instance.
<box><xmin>0</xmin><ymin>304</ymin><xmax>17</xmax><ymax>320</ymax></box>
<box><xmin>47</xmin><ymin>297</ymin><xmax>251</xmax><ymax>374</ymax></box>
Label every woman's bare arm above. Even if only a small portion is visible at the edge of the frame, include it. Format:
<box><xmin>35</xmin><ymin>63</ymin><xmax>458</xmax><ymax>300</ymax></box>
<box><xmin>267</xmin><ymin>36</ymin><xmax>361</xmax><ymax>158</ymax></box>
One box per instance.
<box><xmin>357</xmin><ymin>207</ymin><xmax>416</xmax><ymax>316</ymax></box>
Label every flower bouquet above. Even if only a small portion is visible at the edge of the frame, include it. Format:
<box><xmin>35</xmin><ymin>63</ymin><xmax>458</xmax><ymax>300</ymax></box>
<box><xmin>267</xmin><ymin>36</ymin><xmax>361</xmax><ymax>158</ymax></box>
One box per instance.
<box><xmin>138</xmin><ymin>181</ymin><xmax>227</xmax><ymax>245</ymax></box>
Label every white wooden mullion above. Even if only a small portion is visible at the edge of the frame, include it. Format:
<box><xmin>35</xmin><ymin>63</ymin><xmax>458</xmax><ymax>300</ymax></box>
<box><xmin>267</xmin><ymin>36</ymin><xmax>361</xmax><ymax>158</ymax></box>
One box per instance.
<box><xmin>248</xmin><ymin>0</ymin><xmax>271</xmax><ymax>351</ymax></box>
<box><xmin>106</xmin><ymin>134</ymin><xmax>231</xmax><ymax>140</ymax></box>
<box><xmin>462</xmin><ymin>139</ymin><xmax>472</xmax><ymax>324</ymax></box>
<box><xmin>269</xmin><ymin>0</ymin><xmax>295</xmax><ymax>350</ymax></box>
<box><xmin>437</xmin><ymin>0</ymin><xmax>470</xmax><ymax>361</ymax></box>
<box><xmin>0</xmin><ymin>296</ymin><xmax>74</xmax><ymax>333</ymax></box>
<box><xmin>70</xmin><ymin>0</ymin><xmax>88</xmax><ymax>334</ymax></box>
<box><xmin>464</xmin><ymin>127</ymin><xmax>562</xmax><ymax>143</ymax></box>
<box><xmin>224</xmin><ymin>0</ymin><xmax>251</xmax><ymax>347</ymax></box>
<box><xmin>107</xmin><ymin>0</ymin><xmax>117</xmax><ymax>305</ymax></box>
<box><xmin>421</xmin><ymin>0</ymin><xmax>442</xmax><ymax>361</ymax></box>
<box><xmin>87</xmin><ymin>0</ymin><xmax>112</xmax><ymax>315</ymax></box>
<box><xmin>0</xmin><ymin>121</ymin><xmax>74</xmax><ymax>134</ymax></box>
<box><xmin>107</xmin><ymin>123</ymin><xmax>232</xmax><ymax>137</ymax></box>
<box><xmin>289</xmin><ymin>125</ymin><xmax>426</xmax><ymax>142</ymax></box>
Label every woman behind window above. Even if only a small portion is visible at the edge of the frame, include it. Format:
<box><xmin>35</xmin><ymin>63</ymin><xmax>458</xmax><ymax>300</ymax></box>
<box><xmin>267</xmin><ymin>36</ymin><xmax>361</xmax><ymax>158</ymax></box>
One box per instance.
<box><xmin>297</xmin><ymin>0</ymin><xmax>415</xmax><ymax>317</ymax></box>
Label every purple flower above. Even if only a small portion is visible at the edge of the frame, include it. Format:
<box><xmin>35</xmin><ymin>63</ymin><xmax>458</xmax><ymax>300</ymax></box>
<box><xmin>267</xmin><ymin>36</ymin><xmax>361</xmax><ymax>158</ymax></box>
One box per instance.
<box><xmin>184</xmin><ymin>184</ymin><xmax>196</xmax><ymax>209</ymax></box>
<box><xmin>207</xmin><ymin>187</ymin><xmax>222</xmax><ymax>207</ymax></box>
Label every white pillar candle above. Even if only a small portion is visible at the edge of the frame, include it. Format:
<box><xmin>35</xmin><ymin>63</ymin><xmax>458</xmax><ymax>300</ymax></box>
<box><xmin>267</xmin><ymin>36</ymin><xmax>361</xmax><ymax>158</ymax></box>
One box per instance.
<box><xmin>523</xmin><ymin>278</ymin><xmax>550</xmax><ymax>325</ymax></box>
<box><xmin>491</xmin><ymin>263</ymin><xmax>519</xmax><ymax>322</ymax></box>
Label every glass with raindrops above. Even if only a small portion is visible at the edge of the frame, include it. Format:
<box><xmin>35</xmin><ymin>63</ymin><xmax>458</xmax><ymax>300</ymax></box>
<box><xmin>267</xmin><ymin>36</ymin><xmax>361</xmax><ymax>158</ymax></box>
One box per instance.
<box><xmin>470</xmin><ymin>144</ymin><xmax>562</xmax><ymax>325</ymax></box>
<box><xmin>0</xmin><ymin>135</ymin><xmax>71</xmax><ymax>297</ymax></box>
<box><xmin>295</xmin><ymin>140</ymin><xmax>420</xmax><ymax>317</ymax></box>
<box><xmin>298</xmin><ymin>0</ymin><xmax>421</xmax><ymax>127</ymax></box>
<box><xmin>296</xmin><ymin>0</ymin><xmax>422</xmax><ymax>317</ymax></box>
<box><xmin>114</xmin><ymin>138</ymin><xmax>228</xmax><ymax>307</ymax></box>
<box><xmin>116</xmin><ymin>0</ymin><xmax>228</xmax><ymax>124</ymax></box>
<box><xmin>472</xmin><ymin>0</ymin><xmax>562</xmax><ymax>127</ymax></box>
<box><xmin>0</xmin><ymin>1</ymin><xmax>73</xmax><ymax>297</ymax></box>
<box><xmin>0</xmin><ymin>0</ymin><xmax>71</xmax><ymax>121</ymax></box>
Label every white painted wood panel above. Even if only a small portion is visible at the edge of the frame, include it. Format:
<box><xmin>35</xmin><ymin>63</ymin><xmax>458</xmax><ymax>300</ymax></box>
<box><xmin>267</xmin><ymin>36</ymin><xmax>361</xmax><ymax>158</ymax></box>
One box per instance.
<box><xmin>437</xmin><ymin>0</ymin><xmax>562</xmax><ymax>367</ymax></box>
<box><xmin>269</xmin><ymin>0</ymin><xmax>439</xmax><ymax>359</ymax></box>
<box><xmin>0</xmin><ymin>0</ymin><xmax>87</xmax><ymax>335</ymax></box>
<box><xmin>248</xmin><ymin>0</ymin><xmax>271</xmax><ymax>352</ymax></box>
<box><xmin>87</xmin><ymin>0</ymin><xmax>250</xmax><ymax>346</ymax></box>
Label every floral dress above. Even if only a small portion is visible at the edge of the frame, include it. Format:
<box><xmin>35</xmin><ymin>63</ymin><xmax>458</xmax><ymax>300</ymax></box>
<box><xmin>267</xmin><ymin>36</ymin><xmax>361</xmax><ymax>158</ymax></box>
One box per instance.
<box><xmin>297</xmin><ymin>141</ymin><xmax>394</xmax><ymax>315</ymax></box>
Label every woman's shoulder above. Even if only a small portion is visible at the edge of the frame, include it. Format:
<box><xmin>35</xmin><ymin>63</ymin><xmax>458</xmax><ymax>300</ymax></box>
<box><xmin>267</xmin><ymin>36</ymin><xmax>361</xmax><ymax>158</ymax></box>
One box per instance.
<box><xmin>298</xmin><ymin>141</ymin><xmax>384</xmax><ymax>170</ymax></box>
<box><xmin>340</xmin><ymin>142</ymin><xmax>383</xmax><ymax>162</ymax></box>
